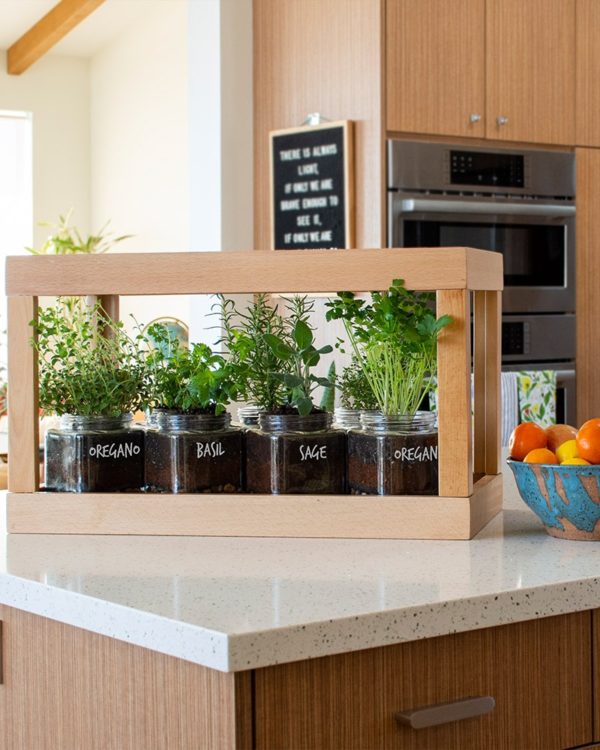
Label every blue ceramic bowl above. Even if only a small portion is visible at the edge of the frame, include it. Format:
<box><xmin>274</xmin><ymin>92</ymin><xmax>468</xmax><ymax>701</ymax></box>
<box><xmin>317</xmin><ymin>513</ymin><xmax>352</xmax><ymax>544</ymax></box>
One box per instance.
<box><xmin>508</xmin><ymin>459</ymin><xmax>600</xmax><ymax>540</ymax></box>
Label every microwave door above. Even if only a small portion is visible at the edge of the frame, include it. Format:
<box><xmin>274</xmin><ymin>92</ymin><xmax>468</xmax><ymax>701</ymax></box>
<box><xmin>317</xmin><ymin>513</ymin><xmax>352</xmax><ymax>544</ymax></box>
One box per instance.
<box><xmin>390</xmin><ymin>199</ymin><xmax>575</xmax><ymax>314</ymax></box>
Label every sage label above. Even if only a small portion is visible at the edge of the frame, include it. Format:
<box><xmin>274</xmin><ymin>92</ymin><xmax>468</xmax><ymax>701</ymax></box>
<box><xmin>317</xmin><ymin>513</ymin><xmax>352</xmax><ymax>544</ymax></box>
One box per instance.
<box><xmin>299</xmin><ymin>444</ymin><xmax>327</xmax><ymax>461</ymax></box>
<box><xmin>197</xmin><ymin>441</ymin><xmax>226</xmax><ymax>459</ymax></box>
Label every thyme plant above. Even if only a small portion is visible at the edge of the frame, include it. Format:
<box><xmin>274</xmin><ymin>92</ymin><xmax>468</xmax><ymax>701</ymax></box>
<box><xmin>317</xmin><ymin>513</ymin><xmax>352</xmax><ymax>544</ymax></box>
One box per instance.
<box><xmin>33</xmin><ymin>301</ymin><xmax>145</xmax><ymax>417</ymax></box>
<box><xmin>326</xmin><ymin>279</ymin><xmax>452</xmax><ymax>416</ymax></box>
<box><xmin>338</xmin><ymin>359</ymin><xmax>377</xmax><ymax>411</ymax></box>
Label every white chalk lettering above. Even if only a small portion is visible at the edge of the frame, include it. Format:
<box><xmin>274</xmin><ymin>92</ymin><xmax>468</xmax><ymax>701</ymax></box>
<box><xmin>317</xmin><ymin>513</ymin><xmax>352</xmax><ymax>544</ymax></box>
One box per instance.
<box><xmin>300</xmin><ymin>444</ymin><xmax>328</xmax><ymax>461</ymax></box>
<box><xmin>329</xmin><ymin>195</ymin><xmax>339</xmax><ymax>206</ymax></box>
<box><xmin>393</xmin><ymin>445</ymin><xmax>438</xmax><ymax>462</ymax></box>
<box><xmin>89</xmin><ymin>442</ymin><xmax>140</xmax><ymax>459</ymax></box>
<box><xmin>293</xmin><ymin>232</ymin><xmax>309</xmax><ymax>243</ymax></box>
<box><xmin>292</xmin><ymin>182</ymin><xmax>309</xmax><ymax>193</ymax></box>
<box><xmin>196</xmin><ymin>442</ymin><xmax>226</xmax><ymax>459</ymax></box>
<box><xmin>296</xmin><ymin>215</ymin><xmax>311</xmax><ymax>226</ymax></box>
<box><xmin>320</xmin><ymin>178</ymin><xmax>333</xmax><ymax>190</ymax></box>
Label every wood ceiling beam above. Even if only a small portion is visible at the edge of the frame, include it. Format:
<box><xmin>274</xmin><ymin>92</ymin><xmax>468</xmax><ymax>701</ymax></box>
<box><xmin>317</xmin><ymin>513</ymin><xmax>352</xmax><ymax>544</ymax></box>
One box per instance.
<box><xmin>7</xmin><ymin>0</ymin><xmax>105</xmax><ymax>75</ymax></box>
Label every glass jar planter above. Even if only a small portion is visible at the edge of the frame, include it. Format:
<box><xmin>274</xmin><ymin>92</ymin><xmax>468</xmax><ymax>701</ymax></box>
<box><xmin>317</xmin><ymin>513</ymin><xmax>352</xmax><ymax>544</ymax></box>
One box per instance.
<box><xmin>347</xmin><ymin>411</ymin><xmax>438</xmax><ymax>495</ymax></box>
<box><xmin>45</xmin><ymin>414</ymin><xmax>144</xmax><ymax>492</ymax></box>
<box><xmin>237</xmin><ymin>404</ymin><xmax>264</xmax><ymax>428</ymax></box>
<box><xmin>333</xmin><ymin>407</ymin><xmax>362</xmax><ymax>431</ymax></box>
<box><xmin>144</xmin><ymin>410</ymin><xmax>243</xmax><ymax>493</ymax></box>
<box><xmin>245</xmin><ymin>412</ymin><xmax>346</xmax><ymax>494</ymax></box>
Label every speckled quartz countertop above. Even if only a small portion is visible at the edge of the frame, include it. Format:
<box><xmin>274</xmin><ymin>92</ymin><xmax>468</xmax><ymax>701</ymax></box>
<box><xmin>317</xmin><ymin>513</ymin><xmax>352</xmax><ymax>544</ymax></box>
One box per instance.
<box><xmin>0</xmin><ymin>461</ymin><xmax>600</xmax><ymax>673</ymax></box>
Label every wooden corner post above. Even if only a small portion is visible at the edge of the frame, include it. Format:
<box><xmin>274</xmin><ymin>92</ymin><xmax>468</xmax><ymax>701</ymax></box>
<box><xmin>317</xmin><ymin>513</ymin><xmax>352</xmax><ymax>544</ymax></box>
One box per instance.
<box><xmin>7</xmin><ymin>296</ymin><xmax>39</xmax><ymax>492</ymax></box>
<box><xmin>436</xmin><ymin>289</ymin><xmax>473</xmax><ymax>497</ymax></box>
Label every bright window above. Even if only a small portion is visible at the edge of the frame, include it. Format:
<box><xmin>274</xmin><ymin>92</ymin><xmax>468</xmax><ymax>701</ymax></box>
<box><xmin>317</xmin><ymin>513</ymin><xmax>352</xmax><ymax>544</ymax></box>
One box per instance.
<box><xmin>0</xmin><ymin>111</ymin><xmax>33</xmax><ymax>358</ymax></box>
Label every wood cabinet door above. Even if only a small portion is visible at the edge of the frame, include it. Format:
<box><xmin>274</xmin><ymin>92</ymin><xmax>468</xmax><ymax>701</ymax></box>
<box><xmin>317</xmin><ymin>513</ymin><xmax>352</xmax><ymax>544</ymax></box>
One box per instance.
<box><xmin>386</xmin><ymin>0</ymin><xmax>485</xmax><ymax>138</ymax></box>
<box><xmin>486</xmin><ymin>0</ymin><xmax>575</xmax><ymax>145</ymax></box>
<box><xmin>255</xmin><ymin>612</ymin><xmax>592</xmax><ymax>750</ymax></box>
<box><xmin>0</xmin><ymin>605</ymin><xmax>252</xmax><ymax>750</ymax></box>
<box><xmin>576</xmin><ymin>0</ymin><xmax>600</xmax><ymax>146</ymax></box>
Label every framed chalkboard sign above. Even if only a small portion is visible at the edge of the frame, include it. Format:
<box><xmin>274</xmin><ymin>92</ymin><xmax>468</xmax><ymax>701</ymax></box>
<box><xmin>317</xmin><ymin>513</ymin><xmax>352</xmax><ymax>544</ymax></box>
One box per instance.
<box><xmin>270</xmin><ymin>120</ymin><xmax>354</xmax><ymax>250</ymax></box>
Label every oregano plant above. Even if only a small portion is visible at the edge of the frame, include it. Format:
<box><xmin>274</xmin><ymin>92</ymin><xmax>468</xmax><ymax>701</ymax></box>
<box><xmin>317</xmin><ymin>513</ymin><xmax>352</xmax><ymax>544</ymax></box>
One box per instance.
<box><xmin>326</xmin><ymin>279</ymin><xmax>452</xmax><ymax>416</ymax></box>
<box><xmin>32</xmin><ymin>300</ymin><xmax>145</xmax><ymax>417</ymax></box>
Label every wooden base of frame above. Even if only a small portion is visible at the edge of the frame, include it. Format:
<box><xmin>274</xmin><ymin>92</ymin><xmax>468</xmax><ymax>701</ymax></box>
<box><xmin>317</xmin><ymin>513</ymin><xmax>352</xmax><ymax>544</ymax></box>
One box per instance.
<box><xmin>6</xmin><ymin>474</ymin><xmax>502</xmax><ymax>540</ymax></box>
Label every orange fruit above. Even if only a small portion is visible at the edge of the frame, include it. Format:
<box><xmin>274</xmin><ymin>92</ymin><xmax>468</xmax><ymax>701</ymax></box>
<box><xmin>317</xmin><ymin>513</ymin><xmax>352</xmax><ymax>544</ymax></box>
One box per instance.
<box><xmin>523</xmin><ymin>448</ymin><xmax>559</xmax><ymax>464</ymax></box>
<box><xmin>508</xmin><ymin>422</ymin><xmax>547</xmax><ymax>461</ymax></box>
<box><xmin>576</xmin><ymin>418</ymin><xmax>600</xmax><ymax>464</ymax></box>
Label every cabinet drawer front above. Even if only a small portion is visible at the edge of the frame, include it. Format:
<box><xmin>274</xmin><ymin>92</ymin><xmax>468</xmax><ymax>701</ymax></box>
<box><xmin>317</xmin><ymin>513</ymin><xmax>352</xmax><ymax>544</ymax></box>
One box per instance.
<box><xmin>255</xmin><ymin>612</ymin><xmax>592</xmax><ymax>750</ymax></box>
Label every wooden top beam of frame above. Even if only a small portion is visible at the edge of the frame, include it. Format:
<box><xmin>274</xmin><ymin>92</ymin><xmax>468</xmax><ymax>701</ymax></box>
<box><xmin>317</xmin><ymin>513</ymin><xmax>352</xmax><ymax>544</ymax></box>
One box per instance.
<box><xmin>6</xmin><ymin>248</ymin><xmax>503</xmax><ymax>296</ymax></box>
<box><xmin>7</xmin><ymin>0</ymin><xmax>105</xmax><ymax>76</ymax></box>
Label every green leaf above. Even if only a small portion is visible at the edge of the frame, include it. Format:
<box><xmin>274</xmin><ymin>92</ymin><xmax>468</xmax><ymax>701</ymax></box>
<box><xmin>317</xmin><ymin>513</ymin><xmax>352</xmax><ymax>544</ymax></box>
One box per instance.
<box><xmin>292</xmin><ymin>319</ymin><xmax>313</xmax><ymax>350</ymax></box>
<box><xmin>263</xmin><ymin>333</ymin><xmax>294</xmax><ymax>360</ymax></box>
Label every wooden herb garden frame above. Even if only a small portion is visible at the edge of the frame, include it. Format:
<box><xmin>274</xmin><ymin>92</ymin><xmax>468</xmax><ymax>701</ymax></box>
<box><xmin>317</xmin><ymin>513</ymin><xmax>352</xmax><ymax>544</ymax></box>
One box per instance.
<box><xmin>6</xmin><ymin>247</ymin><xmax>503</xmax><ymax>539</ymax></box>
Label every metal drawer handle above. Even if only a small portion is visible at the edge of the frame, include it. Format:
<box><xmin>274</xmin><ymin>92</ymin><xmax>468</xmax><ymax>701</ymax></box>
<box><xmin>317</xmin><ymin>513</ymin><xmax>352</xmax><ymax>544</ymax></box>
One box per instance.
<box><xmin>396</xmin><ymin>696</ymin><xmax>495</xmax><ymax>729</ymax></box>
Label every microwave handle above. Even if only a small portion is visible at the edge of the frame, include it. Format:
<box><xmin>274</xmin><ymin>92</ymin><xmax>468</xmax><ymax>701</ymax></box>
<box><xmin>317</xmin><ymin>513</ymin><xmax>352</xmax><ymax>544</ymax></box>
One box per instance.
<box><xmin>400</xmin><ymin>198</ymin><xmax>575</xmax><ymax>218</ymax></box>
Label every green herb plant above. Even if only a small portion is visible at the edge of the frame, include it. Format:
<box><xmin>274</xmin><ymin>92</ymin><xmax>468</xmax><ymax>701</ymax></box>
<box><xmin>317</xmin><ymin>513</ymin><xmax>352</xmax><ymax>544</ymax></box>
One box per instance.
<box><xmin>263</xmin><ymin>296</ymin><xmax>333</xmax><ymax>416</ymax></box>
<box><xmin>338</xmin><ymin>359</ymin><xmax>377</xmax><ymax>411</ymax></box>
<box><xmin>33</xmin><ymin>301</ymin><xmax>145</xmax><ymax>417</ymax></box>
<box><xmin>27</xmin><ymin>209</ymin><xmax>131</xmax><ymax>255</ymax></box>
<box><xmin>326</xmin><ymin>279</ymin><xmax>452</xmax><ymax>416</ymax></box>
<box><xmin>144</xmin><ymin>323</ymin><xmax>237</xmax><ymax>415</ymax></box>
<box><xmin>218</xmin><ymin>294</ymin><xmax>334</xmax><ymax>416</ymax></box>
<box><xmin>217</xmin><ymin>294</ymin><xmax>291</xmax><ymax>411</ymax></box>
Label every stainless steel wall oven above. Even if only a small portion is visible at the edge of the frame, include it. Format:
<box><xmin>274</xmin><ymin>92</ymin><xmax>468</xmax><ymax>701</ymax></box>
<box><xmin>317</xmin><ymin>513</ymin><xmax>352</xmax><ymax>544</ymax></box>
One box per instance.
<box><xmin>387</xmin><ymin>140</ymin><xmax>576</xmax><ymax>423</ymax></box>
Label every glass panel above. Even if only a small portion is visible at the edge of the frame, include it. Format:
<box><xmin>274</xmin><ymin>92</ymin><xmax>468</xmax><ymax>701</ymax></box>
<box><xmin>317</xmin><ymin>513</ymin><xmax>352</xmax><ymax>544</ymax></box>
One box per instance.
<box><xmin>403</xmin><ymin>220</ymin><xmax>565</xmax><ymax>287</ymax></box>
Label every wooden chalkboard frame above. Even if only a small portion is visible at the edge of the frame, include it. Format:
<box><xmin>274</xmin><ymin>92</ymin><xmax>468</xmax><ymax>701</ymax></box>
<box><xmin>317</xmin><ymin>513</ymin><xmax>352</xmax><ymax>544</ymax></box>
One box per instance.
<box><xmin>269</xmin><ymin>120</ymin><xmax>354</xmax><ymax>250</ymax></box>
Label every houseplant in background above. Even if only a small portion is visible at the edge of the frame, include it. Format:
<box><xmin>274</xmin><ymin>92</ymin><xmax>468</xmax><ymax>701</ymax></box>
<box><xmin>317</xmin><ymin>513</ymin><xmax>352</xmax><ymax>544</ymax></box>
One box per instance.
<box><xmin>34</xmin><ymin>301</ymin><xmax>146</xmax><ymax>492</ymax></box>
<box><xmin>27</xmin><ymin>209</ymin><xmax>131</xmax><ymax>256</ymax></box>
<box><xmin>143</xmin><ymin>322</ymin><xmax>242</xmax><ymax>493</ymax></box>
<box><xmin>219</xmin><ymin>294</ymin><xmax>345</xmax><ymax>494</ymax></box>
<box><xmin>326</xmin><ymin>279</ymin><xmax>451</xmax><ymax>495</ymax></box>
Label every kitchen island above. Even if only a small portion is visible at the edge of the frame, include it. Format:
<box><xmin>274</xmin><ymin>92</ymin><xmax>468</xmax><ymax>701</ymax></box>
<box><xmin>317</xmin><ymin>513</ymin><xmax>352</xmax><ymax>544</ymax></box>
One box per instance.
<box><xmin>0</xmin><ymin>462</ymin><xmax>599</xmax><ymax>749</ymax></box>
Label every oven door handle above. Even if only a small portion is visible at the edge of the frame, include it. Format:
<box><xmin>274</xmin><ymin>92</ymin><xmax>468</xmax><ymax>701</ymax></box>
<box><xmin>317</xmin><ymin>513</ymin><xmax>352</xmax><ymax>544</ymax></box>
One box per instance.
<box><xmin>400</xmin><ymin>198</ymin><xmax>575</xmax><ymax>218</ymax></box>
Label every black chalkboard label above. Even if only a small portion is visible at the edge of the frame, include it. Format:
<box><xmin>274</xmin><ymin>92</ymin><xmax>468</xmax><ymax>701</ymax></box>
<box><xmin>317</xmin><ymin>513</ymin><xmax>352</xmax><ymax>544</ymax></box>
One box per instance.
<box><xmin>270</xmin><ymin>121</ymin><xmax>353</xmax><ymax>250</ymax></box>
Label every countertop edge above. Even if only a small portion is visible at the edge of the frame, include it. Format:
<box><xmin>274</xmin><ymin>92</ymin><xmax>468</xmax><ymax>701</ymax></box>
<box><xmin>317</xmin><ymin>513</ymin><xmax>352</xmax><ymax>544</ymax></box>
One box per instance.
<box><xmin>0</xmin><ymin>573</ymin><xmax>231</xmax><ymax>672</ymax></box>
<box><xmin>2</xmin><ymin>569</ymin><xmax>600</xmax><ymax>672</ymax></box>
<box><xmin>226</xmin><ymin>578</ymin><xmax>600</xmax><ymax>670</ymax></box>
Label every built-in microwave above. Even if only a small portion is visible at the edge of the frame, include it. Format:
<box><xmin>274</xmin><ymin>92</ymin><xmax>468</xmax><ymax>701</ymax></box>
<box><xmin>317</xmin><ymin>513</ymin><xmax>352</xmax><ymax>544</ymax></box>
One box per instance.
<box><xmin>387</xmin><ymin>141</ymin><xmax>576</xmax><ymax>315</ymax></box>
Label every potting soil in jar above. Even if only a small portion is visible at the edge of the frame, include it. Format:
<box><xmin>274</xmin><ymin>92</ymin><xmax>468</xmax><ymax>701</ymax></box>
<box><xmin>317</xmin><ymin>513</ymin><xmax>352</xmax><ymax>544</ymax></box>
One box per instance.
<box><xmin>144</xmin><ymin>411</ymin><xmax>243</xmax><ymax>493</ymax></box>
<box><xmin>245</xmin><ymin>412</ymin><xmax>346</xmax><ymax>494</ymax></box>
<box><xmin>45</xmin><ymin>414</ymin><xmax>144</xmax><ymax>492</ymax></box>
<box><xmin>347</xmin><ymin>411</ymin><xmax>438</xmax><ymax>495</ymax></box>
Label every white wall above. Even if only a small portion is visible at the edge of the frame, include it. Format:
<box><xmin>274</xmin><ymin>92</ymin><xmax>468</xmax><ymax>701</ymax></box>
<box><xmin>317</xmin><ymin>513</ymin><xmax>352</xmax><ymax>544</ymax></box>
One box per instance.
<box><xmin>89</xmin><ymin>0</ymin><xmax>253</xmax><ymax>340</ymax></box>
<box><xmin>90</xmin><ymin>0</ymin><xmax>190</xmax><ymax>329</ymax></box>
<box><xmin>0</xmin><ymin>51</ymin><xmax>90</xmax><ymax>250</ymax></box>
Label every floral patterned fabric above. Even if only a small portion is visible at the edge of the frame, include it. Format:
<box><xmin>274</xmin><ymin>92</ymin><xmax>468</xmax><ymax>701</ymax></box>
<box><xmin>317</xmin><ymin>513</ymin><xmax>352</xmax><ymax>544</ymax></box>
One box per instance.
<box><xmin>517</xmin><ymin>370</ymin><xmax>556</xmax><ymax>428</ymax></box>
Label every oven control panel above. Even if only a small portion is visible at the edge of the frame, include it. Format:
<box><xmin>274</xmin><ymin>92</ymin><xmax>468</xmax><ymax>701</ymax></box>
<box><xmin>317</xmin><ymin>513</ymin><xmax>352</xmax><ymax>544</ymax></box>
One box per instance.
<box><xmin>501</xmin><ymin>315</ymin><xmax>575</xmax><ymax>363</ymax></box>
<box><xmin>450</xmin><ymin>150</ymin><xmax>525</xmax><ymax>188</ymax></box>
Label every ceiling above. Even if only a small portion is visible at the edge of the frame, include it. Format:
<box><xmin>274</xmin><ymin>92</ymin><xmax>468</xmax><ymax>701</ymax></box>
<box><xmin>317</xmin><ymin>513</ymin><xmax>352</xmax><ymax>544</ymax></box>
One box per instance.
<box><xmin>0</xmin><ymin>0</ymin><xmax>155</xmax><ymax>58</ymax></box>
